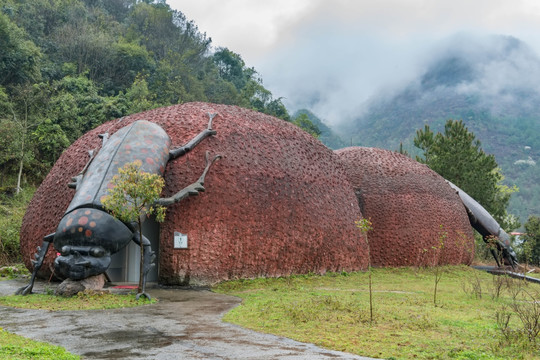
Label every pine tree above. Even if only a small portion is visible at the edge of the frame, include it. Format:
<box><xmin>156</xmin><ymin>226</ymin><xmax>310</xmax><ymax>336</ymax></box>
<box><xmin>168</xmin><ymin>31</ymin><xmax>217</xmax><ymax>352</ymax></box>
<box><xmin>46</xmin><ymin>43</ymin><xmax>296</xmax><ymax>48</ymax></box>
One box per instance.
<box><xmin>414</xmin><ymin>119</ymin><xmax>517</xmax><ymax>228</ymax></box>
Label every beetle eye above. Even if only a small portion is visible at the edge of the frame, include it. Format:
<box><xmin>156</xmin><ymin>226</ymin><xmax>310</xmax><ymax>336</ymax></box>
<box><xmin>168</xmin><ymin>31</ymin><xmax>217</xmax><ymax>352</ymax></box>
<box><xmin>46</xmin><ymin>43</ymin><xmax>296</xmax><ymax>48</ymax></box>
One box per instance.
<box><xmin>61</xmin><ymin>246</ymin><xmax>71</xmax><ymax>255</ymax></box>
<box><xmin>90</xmin><ymin>247</ymin><xmax>106</xmax><ymax>257</ymax></box>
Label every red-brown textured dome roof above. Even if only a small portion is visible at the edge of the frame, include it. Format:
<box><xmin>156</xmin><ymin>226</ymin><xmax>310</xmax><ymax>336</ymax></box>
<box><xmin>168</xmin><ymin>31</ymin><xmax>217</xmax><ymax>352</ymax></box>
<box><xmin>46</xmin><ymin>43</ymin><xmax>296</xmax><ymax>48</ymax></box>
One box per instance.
<box><xmin>20</xmin><ymin>103</ymin><xmax>368</xmax><ymax>284</ymax></box>
<box><xmin>335</xmin><ymin>147</ymin><xmax>474</xmax><ymax>267</ymax></box>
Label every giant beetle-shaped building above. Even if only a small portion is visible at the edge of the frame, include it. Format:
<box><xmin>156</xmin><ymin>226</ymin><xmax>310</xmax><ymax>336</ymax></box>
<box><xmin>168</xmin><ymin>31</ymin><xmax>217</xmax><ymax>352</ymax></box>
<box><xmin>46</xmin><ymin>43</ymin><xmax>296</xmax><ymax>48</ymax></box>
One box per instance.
<box><xmin>19</xmin><ymin>102</ymin><xmax>517</xmax><ymax>291</ymax></box>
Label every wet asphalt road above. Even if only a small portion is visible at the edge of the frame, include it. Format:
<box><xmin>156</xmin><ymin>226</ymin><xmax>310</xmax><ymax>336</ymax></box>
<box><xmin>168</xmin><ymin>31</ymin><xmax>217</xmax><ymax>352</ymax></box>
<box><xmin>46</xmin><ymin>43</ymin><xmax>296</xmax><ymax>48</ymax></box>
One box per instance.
<box><xmin>0</xmin><ymin>279</ymin><xmax>376</xmax><ymax>359</ymax></box>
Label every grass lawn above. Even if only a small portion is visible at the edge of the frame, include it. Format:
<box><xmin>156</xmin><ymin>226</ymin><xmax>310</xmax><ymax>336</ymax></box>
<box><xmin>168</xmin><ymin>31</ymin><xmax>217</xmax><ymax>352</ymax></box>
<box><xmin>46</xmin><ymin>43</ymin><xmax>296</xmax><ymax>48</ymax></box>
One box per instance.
<box><xmin>214</xmin><ymin>266</ymin><xmax>540</xmax><ymax>360</ymax></box>
<box><xmin>0</xmin><ymin>328</ymin><xmax>79</xmax><ymax>360</ymax></box>
<box><xmin>0</xmin><ymin>291</ymin><xmax>156</xmax><ymax>311</ymax></box>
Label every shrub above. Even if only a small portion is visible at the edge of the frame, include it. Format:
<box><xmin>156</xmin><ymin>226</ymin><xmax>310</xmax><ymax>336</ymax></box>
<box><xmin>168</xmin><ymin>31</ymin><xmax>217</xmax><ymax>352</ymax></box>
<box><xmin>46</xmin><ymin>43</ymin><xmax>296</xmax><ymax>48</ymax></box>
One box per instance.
<box><xmin>0</xmin><ymin>187</ymin><xmax>34</xmax><ymax>265</ymax></box>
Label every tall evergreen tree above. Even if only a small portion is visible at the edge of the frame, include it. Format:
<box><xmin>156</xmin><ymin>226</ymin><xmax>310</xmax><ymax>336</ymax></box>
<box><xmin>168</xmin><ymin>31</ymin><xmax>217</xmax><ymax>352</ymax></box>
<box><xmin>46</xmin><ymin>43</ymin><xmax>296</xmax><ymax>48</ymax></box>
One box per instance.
<box><xmin>414</xmin><ymin>119</ymin><xmax>517</xmax><ymax>228</ymax></box>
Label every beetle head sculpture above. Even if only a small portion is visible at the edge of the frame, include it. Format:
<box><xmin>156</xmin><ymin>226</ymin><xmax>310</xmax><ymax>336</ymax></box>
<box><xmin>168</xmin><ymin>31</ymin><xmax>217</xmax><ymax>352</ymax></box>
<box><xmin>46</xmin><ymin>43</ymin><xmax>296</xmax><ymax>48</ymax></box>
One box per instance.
<box><xmin>54</xmin><ymin>207</ymin><xmax>132</xmax><ymax>280</ymax></box>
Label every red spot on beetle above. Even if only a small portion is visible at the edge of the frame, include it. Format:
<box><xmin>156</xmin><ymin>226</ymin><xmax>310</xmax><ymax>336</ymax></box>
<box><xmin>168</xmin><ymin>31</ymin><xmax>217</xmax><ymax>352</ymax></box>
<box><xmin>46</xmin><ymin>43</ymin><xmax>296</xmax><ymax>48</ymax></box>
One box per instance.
<box><xmin>146</xmin><ymin>157</ymin><xmax>154</xmax><ymax>165</ymax></box>
<box><xmin>85</xmin><ymin>229</ymin><xmax>92</xmax><ymax>237</ymax></box>
<box><xmin>78</xmin><ymin>216</ymin><xmax>89</xmax><ymax>226</ymax></box>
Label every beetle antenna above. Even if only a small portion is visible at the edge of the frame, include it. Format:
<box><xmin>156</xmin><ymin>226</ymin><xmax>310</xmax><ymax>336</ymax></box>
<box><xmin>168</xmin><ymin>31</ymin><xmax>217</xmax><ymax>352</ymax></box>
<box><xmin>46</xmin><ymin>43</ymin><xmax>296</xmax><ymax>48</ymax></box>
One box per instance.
<box><xmin>207</xmin><ymin>112</ymin><xmax>217</xmax><ymax>131</ymax></box>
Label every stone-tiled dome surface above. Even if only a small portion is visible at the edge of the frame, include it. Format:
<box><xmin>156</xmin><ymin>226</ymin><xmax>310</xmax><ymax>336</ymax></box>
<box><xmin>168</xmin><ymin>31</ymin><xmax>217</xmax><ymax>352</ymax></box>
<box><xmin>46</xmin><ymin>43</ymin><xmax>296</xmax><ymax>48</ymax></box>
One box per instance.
<box><xmin>20</xmin><ymin>103</ymin><xmax>368</xmax><ymax>284</ymax></box>
<box><xmin>335</xmin><ymin>147</ymin><xmax>475</xmax><ymax>267</ymax></box>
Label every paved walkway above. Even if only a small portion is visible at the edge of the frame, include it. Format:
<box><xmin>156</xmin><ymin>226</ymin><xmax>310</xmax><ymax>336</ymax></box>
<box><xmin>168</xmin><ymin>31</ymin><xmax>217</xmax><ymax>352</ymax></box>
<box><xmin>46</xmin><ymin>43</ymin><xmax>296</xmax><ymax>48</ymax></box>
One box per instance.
<box><xmin>0</xmin><ymin>279</ymin><xmax>375</xmax><ymax>359</ymax></box>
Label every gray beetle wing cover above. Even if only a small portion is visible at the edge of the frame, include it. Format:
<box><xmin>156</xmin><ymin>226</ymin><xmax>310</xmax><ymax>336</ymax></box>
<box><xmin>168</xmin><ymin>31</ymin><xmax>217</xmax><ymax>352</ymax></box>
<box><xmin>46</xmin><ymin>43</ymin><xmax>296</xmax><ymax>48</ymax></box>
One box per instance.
<box><xmin>66</xmin><ymin>120</ymin><xmax>171</xmax><ymax>214</ymax></box>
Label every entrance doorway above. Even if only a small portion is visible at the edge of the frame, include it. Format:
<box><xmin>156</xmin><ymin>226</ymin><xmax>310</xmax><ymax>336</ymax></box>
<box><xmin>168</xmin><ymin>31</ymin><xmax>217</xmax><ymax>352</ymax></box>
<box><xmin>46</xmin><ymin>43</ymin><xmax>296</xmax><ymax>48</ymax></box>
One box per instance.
<box><xmin>107</xmin><ymin>218</ymin><xmax>159</xmax><ymax>282</ymax></box>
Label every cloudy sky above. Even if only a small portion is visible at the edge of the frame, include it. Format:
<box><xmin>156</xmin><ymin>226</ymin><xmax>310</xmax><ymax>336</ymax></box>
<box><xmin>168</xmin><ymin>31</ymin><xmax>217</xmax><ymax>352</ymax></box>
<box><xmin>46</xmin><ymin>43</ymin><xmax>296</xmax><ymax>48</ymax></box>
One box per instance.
<box><xmin>168</xmin><ymin>0</ymin><xmax>540</xmax><ymax>127</ymax></box>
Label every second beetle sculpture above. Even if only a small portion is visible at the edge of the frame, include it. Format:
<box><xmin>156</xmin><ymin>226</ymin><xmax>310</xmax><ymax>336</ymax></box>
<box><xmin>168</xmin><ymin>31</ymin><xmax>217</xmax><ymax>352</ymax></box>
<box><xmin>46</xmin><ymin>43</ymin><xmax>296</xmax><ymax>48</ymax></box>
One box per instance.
<box><xmin>17</xmin><ymin>114</ymin><xmax>221</xmax><ymax>299</ymax></box>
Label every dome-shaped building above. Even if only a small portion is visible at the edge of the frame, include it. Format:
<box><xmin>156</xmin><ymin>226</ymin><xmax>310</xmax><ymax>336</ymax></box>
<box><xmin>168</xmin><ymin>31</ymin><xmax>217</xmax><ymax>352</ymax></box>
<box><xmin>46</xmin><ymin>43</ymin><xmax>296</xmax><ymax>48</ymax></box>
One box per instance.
<box><xmin>336</xmin><ymin>147</ymin><xmax>475</xmax><ymax>267</ymax></box>
<box><xmin>20</xmin><ymin>103</ymin><xmax>368</xmax><ymax>285</ymax></box>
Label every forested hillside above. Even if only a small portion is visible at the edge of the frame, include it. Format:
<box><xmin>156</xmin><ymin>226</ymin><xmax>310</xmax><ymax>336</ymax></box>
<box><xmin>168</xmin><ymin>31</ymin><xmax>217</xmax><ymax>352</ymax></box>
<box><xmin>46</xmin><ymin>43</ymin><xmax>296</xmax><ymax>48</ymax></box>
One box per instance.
<box><xmin>0</xmin><ymin>0</ymin><xmax>290</xmax><ymax>192</ymax></box>
<box><xmin>293</xmin><ymin>109</ymin><xmax>346</xmax><ymax>149</ymax></box>
<box><xmin>2</xmin><ymin>1</ymin><xmax>535</xmax><ymax>225</ymax></box>
<box><xmin>343</xmin><ymin>35</ymin><xmax>540</xmax><ymax>223</ymax></box>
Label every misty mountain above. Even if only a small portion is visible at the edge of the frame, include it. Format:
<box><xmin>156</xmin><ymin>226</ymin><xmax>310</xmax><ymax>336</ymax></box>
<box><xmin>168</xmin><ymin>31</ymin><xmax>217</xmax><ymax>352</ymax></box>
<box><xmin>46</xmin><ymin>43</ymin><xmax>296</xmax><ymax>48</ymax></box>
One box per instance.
<box><xmin>340</xmin><ymin>34</ymin><xmax>540</xmax><ymax>223</ymax></box>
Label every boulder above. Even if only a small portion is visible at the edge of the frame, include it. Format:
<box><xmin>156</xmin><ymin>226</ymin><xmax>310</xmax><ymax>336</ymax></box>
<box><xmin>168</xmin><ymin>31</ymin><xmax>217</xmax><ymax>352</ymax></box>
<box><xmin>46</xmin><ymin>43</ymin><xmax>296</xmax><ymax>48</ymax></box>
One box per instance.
<box><xmin>55</xmin><ymin>274</ymin><xmax>106</xmax><ymax>297</ymax></box>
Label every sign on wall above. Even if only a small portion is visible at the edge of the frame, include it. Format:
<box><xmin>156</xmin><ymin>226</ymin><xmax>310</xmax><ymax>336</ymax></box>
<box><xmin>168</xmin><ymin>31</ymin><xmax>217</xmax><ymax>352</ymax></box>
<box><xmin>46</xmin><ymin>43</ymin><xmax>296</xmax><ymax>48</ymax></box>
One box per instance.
<box><xmin>174</xmin><ymin>232</ymin><xmax>188</xmax><ymax>249</ymax></box>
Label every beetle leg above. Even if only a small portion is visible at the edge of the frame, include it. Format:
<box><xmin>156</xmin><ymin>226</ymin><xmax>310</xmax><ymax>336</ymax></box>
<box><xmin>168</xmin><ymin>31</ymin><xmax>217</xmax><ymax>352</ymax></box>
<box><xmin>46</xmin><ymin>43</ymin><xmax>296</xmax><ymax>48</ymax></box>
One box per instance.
<box><xmin>68</xmin><ymin>132</ymin><xmax>110</xmax><ymax>189</ymax></box>
<box><xmin>169</xmin><ymin>113</ymin><xmax>218</xmax><ymax>159</ymax></box>
<box><xmin>132</xmin><ymin>231</ymin><xmax>155</xmax><ymax>300</ymax></box>
<box><xmin>68</xmin><ymin>149</ymin><xmax>96</xmax><ymax>189</ymax></box>
<box><xmin>15</xmin><ymin>233</ymin><xmax>55</xmax><ymax>295</ymax></box>
<box><xmin>489</xmin><ymin>247</ymin><xmax>502</xmax><ymax>268</ymax></box>
<box><xmin>98</xmin><ymin>132</ymin><xmax>109</xmax><ymax>146</ymax></box>
<box><xmin>157</xmin><ymin>151</ymin><xmax>221</xmax><ymax>206</ymax></box>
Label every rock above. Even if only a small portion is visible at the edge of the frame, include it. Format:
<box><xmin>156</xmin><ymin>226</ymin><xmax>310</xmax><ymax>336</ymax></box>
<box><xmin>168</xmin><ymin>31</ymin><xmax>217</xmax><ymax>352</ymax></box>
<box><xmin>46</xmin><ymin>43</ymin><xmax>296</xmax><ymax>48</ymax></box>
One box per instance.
<box><xmin>55</xmin><ymin>274</ymin><xmax>106</xmax><ymax>297</ymax></box>
<box><xmin>80</xmin><ymin>273</ymin><xmax>106</xmax><ymax>290</ymax></box>
<box><xmin>55</xmin><ymin>279</ymin><xmax>85</xmax><ymax>297</ymax></box>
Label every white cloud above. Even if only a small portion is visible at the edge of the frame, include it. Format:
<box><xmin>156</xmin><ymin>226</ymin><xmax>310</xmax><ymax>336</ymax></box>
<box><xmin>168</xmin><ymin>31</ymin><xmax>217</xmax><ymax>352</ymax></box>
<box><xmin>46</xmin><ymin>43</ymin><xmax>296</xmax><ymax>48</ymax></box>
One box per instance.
<box><xmin>168</xmin><ymin>0</ymin><xmax>540</xmax><ymax>126</ymax></box>
<box><xmin>514</xmin><ymin>156</ymin><xmax>536</xmax><ymax>166</ymax></box>
<box><xmin>168</xmin><ymin>0</ymin><xmax>316</xmax><ymax>62</ymax></box>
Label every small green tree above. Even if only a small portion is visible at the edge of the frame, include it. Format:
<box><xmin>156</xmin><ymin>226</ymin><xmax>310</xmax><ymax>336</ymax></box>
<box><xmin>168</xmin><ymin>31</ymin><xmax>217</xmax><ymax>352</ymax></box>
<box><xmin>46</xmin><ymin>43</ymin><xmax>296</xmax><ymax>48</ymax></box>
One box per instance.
<box><xmin>101</xmin><ymin>161</ymin><xmax>166</xmax><ymax>297</ymax></box>
<box><xmin>432</xmin><ymin>225</ymin><xmax>447</xmax><ymax>307</ymax></box>
<box><xmin>355</xmin><ymin>218</ymin><xmax>374</xmax><ymax>323</ymax></box>
<box><xmin>521</xmin><ymin>216</ymin><xmax>540</xmax><ymax>266</ymax></box>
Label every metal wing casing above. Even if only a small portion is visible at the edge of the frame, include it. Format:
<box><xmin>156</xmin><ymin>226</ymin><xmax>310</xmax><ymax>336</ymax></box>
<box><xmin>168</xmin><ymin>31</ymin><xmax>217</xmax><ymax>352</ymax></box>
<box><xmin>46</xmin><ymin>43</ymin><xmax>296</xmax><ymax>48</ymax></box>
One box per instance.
<box><xmin>446</xmin><ymin>180</ymin><xmax>517</xmax><ymax>265</ymax></box>
<box><xmin>446</xmin><ymin>181</ymin><xmax>501</xmax><ymax>237</ymax></box>
<box><xmin>66</xmin><ymin>120</ymin><xmax>172</xmax><ymax>214</ymax></box>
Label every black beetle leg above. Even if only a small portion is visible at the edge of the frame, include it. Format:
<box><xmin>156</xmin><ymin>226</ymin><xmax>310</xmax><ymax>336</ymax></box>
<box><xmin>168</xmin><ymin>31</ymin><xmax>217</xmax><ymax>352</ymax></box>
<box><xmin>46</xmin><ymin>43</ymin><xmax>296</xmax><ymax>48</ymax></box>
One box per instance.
<box><xmin>16</xmin><ymin>233</ymin><xmax>55</xmax><ymax>295</ymax></box>
<box><xmin>132</xmin><ymin>231</ymin><xmax>155</xmax><ymax>300</ymax></box>
<box><xmin>157</xmin><ymin>151</ymin><xmax>221</xmax><ymax>206</ymax></box>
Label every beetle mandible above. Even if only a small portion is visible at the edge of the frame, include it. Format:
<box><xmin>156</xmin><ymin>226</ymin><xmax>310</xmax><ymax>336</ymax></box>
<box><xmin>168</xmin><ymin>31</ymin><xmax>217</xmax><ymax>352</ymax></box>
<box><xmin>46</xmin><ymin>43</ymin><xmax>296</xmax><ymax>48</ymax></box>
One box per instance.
<box><xmin>17</xmin><ymin>113</ymin><xmax>221</xmax><ymax>299</ymax></box>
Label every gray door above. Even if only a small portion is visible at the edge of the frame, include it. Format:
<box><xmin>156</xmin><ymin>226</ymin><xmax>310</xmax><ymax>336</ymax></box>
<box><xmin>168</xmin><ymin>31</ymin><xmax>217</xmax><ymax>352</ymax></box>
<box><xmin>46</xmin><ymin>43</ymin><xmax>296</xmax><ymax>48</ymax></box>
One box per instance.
<box><xmin>107</xmin><ymin>218</ymin><xmax>160</xmax><ymax>283</ymax></box>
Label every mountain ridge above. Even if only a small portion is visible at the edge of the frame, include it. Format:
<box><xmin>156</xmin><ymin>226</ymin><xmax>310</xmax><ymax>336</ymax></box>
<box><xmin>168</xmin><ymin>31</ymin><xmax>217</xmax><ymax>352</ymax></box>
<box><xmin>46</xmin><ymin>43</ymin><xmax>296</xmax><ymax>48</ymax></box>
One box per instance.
<box><xmin>317</xmin><ymin>34</ymin><xmax>540</xmax><ymax>223</ymax></box>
